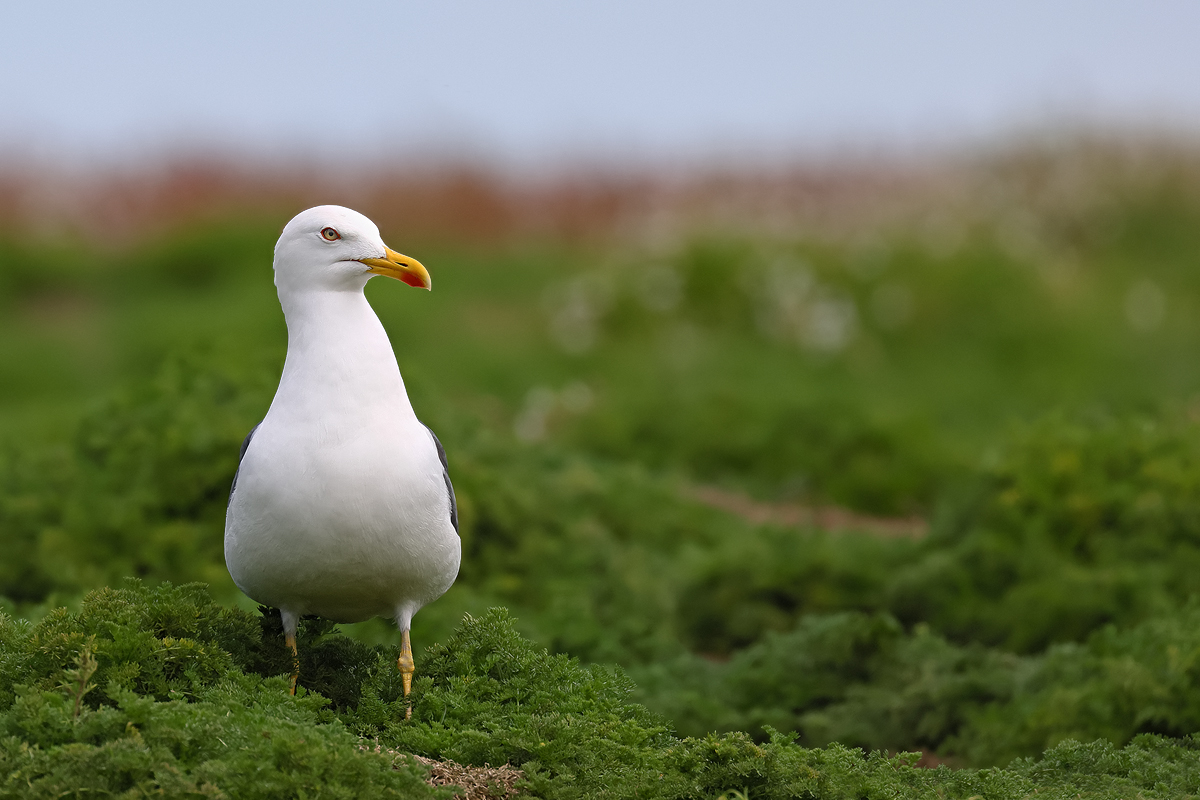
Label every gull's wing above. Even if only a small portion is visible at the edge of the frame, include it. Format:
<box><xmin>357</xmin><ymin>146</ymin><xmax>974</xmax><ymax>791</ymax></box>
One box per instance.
<box><xmin>424</xmin><ymin>425</ymin><xmax>458</xmax><ymax>533</ymax></box>
<box><xmin>228</xmin><ymin>422</ymin><xmax>261</xmax><ymax>501</ymax></box>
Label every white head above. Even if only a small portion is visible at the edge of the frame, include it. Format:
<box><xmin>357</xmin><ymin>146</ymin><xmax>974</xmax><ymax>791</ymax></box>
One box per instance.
<box><xmin>273</xmin><ymin>205</ymin><xmax>430</xmax><ymax>294</ymax></box>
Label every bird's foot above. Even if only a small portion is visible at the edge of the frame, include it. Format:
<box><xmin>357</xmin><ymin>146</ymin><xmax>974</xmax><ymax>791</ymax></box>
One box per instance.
<box><xmin>286</xmin><ymin>632</ymin><xmax>299</xmax><ymax>697</ymax></box>
<box><xmin>398</xmin><ymin>629</ymin><xmax>415</xmax><ymax>720</ymax></box>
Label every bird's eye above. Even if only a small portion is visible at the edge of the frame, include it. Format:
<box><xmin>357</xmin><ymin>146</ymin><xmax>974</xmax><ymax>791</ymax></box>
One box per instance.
<box><xmin>321</xmin><ymin>227</ymin><xmax>340</xmax><ymax>241</ymax></box>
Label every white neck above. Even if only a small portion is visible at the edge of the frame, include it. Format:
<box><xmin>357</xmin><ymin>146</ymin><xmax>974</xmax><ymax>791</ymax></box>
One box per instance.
<box><xmin>271</xmin><ymin>287</ymin><xmax>415</xmax><ymax>424</ymax></box>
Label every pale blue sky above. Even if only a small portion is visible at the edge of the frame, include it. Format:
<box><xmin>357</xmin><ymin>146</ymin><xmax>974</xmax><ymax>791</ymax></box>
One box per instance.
<box><xmin>5</xmin><ymin>1</ymin><xmax>1199</xmax><ymax>166</ymax></box>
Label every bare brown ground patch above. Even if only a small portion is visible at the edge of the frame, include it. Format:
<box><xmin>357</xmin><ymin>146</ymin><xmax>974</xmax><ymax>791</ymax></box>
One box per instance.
<box><xmin>361</xmin><ymin>741</ymin><xmax>524</xmax><ymax>799</ymax></box>
<box><xmin>686</xmin><ymin>484</ymin><xmax>928</xmax><ymax>539</ymax></box>
<box><xmin>405</xmin><ymin>754</ymin><xmax>524</xmax><ymax>800</ymax></box>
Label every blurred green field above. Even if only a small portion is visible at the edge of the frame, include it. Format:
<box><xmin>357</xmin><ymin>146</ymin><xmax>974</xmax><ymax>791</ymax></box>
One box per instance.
<box><xmin>5</xmin><ymin>141</ymin><xmax>1200</xmax><ymax>782</ymax></box>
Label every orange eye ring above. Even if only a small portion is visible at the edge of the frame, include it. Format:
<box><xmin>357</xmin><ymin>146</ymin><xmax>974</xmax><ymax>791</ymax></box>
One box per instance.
<box><xmin>321</xmin><ymin>227</ymin><xmax>340</xmax><ymax>241</ymax></box>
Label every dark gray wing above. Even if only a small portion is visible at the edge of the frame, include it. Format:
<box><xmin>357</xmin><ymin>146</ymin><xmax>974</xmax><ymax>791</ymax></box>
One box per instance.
<box><xmin>228</xmin><ymin>422</ymin><xmax>261</xmax><ymax>502</ymax></box>
<box><xmin>425</xmin><ymin>425</ymin><xmax>458</xmax><ymax>533</ymax></box>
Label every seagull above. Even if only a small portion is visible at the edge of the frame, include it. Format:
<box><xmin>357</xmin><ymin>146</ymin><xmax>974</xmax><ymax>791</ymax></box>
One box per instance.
<box><xmin>224</xmin><ymin>205</ymin><xmax>460</xmax><ymax>716</ymax></box>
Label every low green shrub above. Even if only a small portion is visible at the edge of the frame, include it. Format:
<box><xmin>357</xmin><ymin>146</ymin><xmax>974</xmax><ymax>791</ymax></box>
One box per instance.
<box><xmin>0</xmin><ymin>358</ymin><xmax>264</xmax><ymax>604</ymax></box>
<box><xmin>634</xmin><ymin>602</ymin><xmax>1200</xmax><ymax>771</ymax></box>
<box><xmin>0</xmin><ymin>581</ymin><xmax>439</xmax><ymax>798</ymax></box>
<box><xmin>5</xmin><ymin>581</ymin><xmax>1200</xmax><ymax>798</ymax></box>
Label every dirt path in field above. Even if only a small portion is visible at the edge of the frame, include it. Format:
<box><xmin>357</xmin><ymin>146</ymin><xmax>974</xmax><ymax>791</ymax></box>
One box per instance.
<box><xmin>686</xmin><ymin>485</ymin><xmax>928</xmax><ymax>539</ymax></box>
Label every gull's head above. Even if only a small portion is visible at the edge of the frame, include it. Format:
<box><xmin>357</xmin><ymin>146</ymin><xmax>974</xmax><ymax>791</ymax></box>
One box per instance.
<box><xmin>273</xmin><ymin>205</ymin><xmax>431</xmax><ymax>294</ymax></box>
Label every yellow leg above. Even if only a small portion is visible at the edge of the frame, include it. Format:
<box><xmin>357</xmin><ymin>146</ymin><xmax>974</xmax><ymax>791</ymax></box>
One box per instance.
<box><xmin>398</xmin><ymin>629</ymin><xmax>415</xmax><ymax>720</ymax></box>
<box><xmin>286</xmin><ymin>632</ymin><xmax>299</xmax><ymax>696</ymax></box>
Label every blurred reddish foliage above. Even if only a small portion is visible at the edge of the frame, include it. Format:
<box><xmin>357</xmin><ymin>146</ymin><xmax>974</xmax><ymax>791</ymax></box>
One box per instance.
<box><xmin>0</xmin><ymin>156</ymin><xmax>919</xmax><ymax>249</ymax></box>
<box><xmin>2</xmin><ymin>136</ymin><xmax>1195</xmax><ymax>250</ymax></box>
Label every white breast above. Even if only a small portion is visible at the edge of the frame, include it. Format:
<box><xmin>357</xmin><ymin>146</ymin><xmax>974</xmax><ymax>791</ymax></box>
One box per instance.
<box><xmin>223</xmin><ymin>288</ymin><xmax>460</xmax><ymax>625</ymax></box>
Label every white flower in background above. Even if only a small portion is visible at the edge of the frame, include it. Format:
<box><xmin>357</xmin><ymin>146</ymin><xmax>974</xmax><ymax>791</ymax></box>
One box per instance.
<box><xmin>513</xmin><ymin>382</ymin><xmax>595</xmax><ymax>442</ymax></box>
<box><xmin>543</xmin><ymin>275</ymin><xmax>613</xmax><ymax>354</ymax></box>
<box><xmin>1125</xmin><ymin>279</ymin><xmax>1166</xmax><ymax>332</ymax></box>
<box><xmin>514</xmin><ymin>386</ymin><xmax>557</xmax><ymax>442</ymax></box>
<box><xmin>753</xmin><ymin>257</ymin><xmax>858</xmax><ymax>353</ymax></box>
<box><xmin>804</xmin><ymin>296</ymin><xmax>858</xmax><ymax>352</ymax></box>
<box><xmin>755</xmin><ymin>259</ymin><xmax>814</xmax><ymax>341</ymax></box>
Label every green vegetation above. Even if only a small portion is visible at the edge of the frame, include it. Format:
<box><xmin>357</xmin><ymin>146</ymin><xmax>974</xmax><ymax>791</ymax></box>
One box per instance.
<box><xmin>6</xmin><ymin>581</ymin><xmax>1200</xmax><ymax>798</ymax></box>
<box><xmin>5</xmin><ymin>142</ymin><xmax>1200</xmax><ymax>795</ymax></box>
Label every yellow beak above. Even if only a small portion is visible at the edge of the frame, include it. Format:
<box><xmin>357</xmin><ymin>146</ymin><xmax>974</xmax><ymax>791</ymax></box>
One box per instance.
<box><xmin>358</xmin><ymin>247</ymin><xmax>431</xmax><ymax>290</ymax></box>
